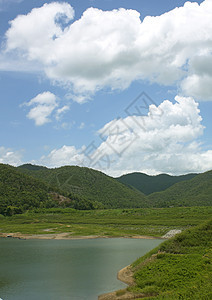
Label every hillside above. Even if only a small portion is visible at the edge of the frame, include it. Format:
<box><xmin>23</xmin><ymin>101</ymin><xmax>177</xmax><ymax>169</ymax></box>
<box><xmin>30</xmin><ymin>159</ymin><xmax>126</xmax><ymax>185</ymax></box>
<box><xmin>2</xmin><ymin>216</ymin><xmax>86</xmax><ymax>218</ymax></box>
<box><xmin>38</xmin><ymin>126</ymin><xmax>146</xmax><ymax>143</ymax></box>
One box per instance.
<box><xmin>18</xmin><ymin>164</ymin><xmax>148</xmax><ymax>209</ymax></box>
<box><xmin>124</xmin><ymin>219</ymin><xmax>212</xmax><ymax>299</ymax></box>
<box><xmin>148</xmin><ymin>170</ymin><xmax>212</xmax><ymax>207</ymax></box>
<box><xmin>0</xmin><ymin>163</ymin><xmax>60</xmax><ymax>215</ymax></box>
<box><xmin>116</xmin><ymin>172</ymin><xmax>197</xmax><ymax>195</ymax></box>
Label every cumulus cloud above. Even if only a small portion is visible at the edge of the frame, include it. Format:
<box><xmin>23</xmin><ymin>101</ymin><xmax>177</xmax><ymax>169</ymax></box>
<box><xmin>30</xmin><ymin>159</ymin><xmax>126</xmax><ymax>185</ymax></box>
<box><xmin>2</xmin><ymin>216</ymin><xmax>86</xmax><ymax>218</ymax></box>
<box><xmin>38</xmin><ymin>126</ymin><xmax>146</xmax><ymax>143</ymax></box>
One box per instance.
<box><xmin>0</xmin><ymin>146</ymin><xmax>23</xmax><ymax>166</ymax></box>
<box><xmin>181</xmin><ymin>53</ymin><xmax>212</xmax><ymax>100</ymax></box>
<box><xmin>4</xmin><ymin>0</ymin><xmax>212</xmax><ymax>100</ymax></box>
<box><xmin>23</xmin><ymin>91</ymin><xmax>58</xmax><ymax>126</ymax></box>
<box><xmin>39</xmin><ymin>95</ymin><xmax>212</xmax><ymax>175</ymax></box>
<box><xmin>40</xmin><ymin>145</ymin><xmax>84</xmax><ymax>167</ymax></box>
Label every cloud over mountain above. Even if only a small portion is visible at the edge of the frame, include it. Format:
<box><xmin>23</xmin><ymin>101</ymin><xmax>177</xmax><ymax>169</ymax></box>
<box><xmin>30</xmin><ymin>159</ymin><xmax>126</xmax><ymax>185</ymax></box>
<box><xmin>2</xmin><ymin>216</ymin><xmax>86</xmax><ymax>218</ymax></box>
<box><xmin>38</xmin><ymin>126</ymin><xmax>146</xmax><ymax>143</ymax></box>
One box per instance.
<box><xmin>39</xmin><ymin>95</ymin><xmax>212</xmax><ymax>175</ymax></box>
<box><xmin>4</xmin><ymin>0</ymin><xmax>212</xmax><ymax>101</ymax></box>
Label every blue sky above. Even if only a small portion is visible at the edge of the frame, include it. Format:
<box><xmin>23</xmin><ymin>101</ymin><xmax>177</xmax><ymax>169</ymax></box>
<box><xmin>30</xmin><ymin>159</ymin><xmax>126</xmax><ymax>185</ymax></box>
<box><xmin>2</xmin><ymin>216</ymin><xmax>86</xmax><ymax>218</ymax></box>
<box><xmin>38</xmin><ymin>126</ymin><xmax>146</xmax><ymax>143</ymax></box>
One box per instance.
<box><xmin>0</xmin><ymin>0</ymin><xmax>211</xmax><ymax>176</ymax></box>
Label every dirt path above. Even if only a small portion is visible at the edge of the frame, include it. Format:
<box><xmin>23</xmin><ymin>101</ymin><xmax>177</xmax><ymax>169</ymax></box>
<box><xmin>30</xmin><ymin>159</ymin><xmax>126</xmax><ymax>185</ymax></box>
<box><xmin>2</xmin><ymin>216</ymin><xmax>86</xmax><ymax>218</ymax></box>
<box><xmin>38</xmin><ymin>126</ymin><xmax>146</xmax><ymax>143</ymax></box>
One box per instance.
<box><xmin>0</xmin><ymin>232</ymin><xmax>159</xmax><ymax>240</ymax></box>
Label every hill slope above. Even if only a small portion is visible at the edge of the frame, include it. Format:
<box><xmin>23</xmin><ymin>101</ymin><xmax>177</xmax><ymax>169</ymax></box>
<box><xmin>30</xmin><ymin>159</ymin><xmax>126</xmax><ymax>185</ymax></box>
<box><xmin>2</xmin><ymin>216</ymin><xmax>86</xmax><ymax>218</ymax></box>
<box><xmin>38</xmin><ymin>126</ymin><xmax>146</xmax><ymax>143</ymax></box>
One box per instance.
<box><xmin>18</xmin><ymin>164</ymin><xmax>148</xmax><ymax>209</ymax></box>
<box><xmin>116</xmin><ymin>172</ymin><xmax>197</xmax><ymax>195</ymax></box>
<box><xmin>0</xmin><ymin>163</ymin><xmax>60</xmax><ymax>215</ymax></box>
<box><xmin>148</xmin><ymin>170</ymin><xmax>212</xmax><ymax>207</ymax></box>
<box><xmin>127</xmin><ymin>219</ymin><xmax>212</xmax><ymax>299</ymax></box>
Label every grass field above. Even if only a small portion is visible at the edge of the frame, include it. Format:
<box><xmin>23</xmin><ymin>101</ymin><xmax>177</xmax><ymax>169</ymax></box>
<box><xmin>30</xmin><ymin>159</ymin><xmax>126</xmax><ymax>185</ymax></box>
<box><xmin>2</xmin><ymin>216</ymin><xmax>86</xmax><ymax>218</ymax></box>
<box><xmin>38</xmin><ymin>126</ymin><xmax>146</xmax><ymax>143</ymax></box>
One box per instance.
<box><xmin>126</xmin><ymin>219</ymin><xmax>212</xmax><ymax>299</ymax></box>
<box><xmin>0</xmin><ymin>206</ymin><xmax>211</xmax><ymax>237</ymax></box>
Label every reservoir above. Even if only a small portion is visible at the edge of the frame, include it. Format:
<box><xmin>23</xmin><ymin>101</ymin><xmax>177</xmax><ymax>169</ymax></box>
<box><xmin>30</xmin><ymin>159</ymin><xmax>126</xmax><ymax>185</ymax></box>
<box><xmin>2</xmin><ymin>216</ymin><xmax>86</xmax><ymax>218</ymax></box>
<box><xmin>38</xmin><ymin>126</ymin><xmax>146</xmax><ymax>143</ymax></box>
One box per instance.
<box><xmin>0</xmin><ymin>238</ymin><xmax>162</xmax><ymax>300</ymax></box>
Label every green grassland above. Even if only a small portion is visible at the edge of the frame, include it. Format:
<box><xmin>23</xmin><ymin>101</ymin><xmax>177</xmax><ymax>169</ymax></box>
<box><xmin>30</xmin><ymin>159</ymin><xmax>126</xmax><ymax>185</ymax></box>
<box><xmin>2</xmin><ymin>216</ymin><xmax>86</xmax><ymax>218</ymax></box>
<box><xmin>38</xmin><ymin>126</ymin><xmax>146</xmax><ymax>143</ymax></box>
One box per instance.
<box><xmin>125</xmin><ymin>219</ymin><xmax>212</xmax><ymax>299</ymax></box>
<box><xmin>0</xmin><ymin>206</ymin><xmax>211</xmax><ymax>237</ymax></box>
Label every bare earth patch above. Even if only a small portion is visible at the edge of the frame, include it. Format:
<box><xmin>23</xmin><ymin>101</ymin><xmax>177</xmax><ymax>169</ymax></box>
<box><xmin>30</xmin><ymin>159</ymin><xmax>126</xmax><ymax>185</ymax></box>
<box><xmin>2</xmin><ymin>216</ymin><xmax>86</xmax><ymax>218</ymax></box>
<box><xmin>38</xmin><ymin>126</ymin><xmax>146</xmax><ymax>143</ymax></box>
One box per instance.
<box><xmin>98</xmin><ymin>265</ymin><xmax>142</xmax><ymax>300</ymax></box>
<box><xmin>0</xmin><ymin>232</ymin><xmax>159</xmax><ymax>240</ymax></box>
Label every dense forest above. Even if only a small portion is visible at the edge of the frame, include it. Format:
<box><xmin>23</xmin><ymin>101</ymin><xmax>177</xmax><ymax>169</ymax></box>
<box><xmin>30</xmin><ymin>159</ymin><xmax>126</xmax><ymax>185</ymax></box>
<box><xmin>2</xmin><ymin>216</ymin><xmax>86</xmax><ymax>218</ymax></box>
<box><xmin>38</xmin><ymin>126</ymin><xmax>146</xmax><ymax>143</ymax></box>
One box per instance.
<box><xmin>0</xmin><ymin>163</ymin><xmax>148</xmax><ymax>215</ymax></box>
<box><xmin>18</xmin><ymin>164</ymin><xmax>148</xmax><ymax>208</ymax></box>
<box><xmin>116</xmin><ymin>172</ymin><xmax>197</xmax><ymax>195</ymax></box>
<box><xmin>0</xmin><ymin>163</ymin><xmax>56</xmax><ymax>215</ymax></box>
<box><xmin>148</xmin><ymin>170</ymin><xmax>212</xmax><ymax>207</ymax></box>
<box><xmin>0</xmin><ymin>163</ymin><xmax>211</xmax><ymax>216</ymax></box>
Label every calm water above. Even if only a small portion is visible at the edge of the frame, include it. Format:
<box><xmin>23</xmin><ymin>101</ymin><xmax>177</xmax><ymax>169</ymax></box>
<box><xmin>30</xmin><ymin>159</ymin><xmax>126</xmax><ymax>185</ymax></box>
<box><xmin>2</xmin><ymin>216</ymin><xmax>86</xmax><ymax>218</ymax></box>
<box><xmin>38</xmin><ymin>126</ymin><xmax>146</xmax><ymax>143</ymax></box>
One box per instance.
<box><xmin>0</xmin><ymin>238</ymin><xmax>161</xmax><ymax>300</ymax></box>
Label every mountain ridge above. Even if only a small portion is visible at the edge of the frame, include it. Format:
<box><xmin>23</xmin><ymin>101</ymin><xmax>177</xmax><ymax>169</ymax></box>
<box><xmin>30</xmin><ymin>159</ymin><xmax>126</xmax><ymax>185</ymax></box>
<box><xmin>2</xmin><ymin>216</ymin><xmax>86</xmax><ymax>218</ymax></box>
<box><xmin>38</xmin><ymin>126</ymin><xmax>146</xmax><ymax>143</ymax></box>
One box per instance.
<box><xmin>0</xmin><ymin>163</ymin><xmax>211</xmax><ymax>215</ymax></box>
<box><xmin>116</xmin><ymin>172</ymin><xmax>198</xmax><ymax>195</ymax></box>
<box><xmin>18</xmin><ymin>164</ymin><xmax>148</xmax><ymax>209</ymax></box>
<box><xmin>148</xmin><ymin>169</ymin><xmax>212</xmax><ymax>207</ymax></box>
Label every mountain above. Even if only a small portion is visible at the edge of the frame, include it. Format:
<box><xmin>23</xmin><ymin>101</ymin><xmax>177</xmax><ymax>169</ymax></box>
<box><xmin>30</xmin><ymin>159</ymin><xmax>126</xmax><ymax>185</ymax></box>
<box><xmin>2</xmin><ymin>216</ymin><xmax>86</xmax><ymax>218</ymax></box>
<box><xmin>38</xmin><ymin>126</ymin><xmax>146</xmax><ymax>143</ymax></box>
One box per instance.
<box><xmin>2</xmin><ymin>163</ymin><xmax>211</xmax><ymax>214</ymax></box>
<box><xmin>18</xmin><ymin>164</ymin><xmax>148</xmax><ymax>209</ymax></box>
<box><xmin>116</xmin><ymin>172</ymin><xmax>198</xmax><ymax>195</ymax></box>
<box><xmin>148</xmin><ymin>170</ymin><xmax>212</xmax><ymax>207</ymax></box>
<box><xmin>18</xmin><ymin>163</ymin><xmax>48</xmax><ymax>171</ymax></box>
<box><xmin>0</xmin><ymin>163</ymin><xmax>62</xmax><ymax>215</ymax></box>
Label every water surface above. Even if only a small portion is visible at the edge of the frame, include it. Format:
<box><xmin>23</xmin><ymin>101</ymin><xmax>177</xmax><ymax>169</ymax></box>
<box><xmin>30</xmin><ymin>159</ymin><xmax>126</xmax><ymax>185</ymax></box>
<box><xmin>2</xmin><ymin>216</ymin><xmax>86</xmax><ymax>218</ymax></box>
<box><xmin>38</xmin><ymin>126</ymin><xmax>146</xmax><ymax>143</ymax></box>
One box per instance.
<box><xmin>0</xmin><ymin>238</ymin><xmax>162</xmax><ymax>300</ymax></box>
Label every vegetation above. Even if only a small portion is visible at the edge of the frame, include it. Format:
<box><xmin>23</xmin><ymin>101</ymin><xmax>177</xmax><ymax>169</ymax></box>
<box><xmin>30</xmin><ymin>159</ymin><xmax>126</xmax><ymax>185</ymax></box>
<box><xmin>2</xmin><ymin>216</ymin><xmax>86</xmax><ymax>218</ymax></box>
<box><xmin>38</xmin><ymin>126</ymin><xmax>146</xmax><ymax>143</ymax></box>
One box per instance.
<box><xmin>0</xmin><ymin>163</ymin><xmax>60</xmax><ymax>215</ymax></box>
<box><xmin>127</xmin><ymin>219</ymin><xmax>212</xmax><ymax>299</ymax></box>
<box><xmin>18</xmin><ymin>164</ymin><xmax>148</xmax><ymax>208</ymax></box>
<box><xmin>0</xmin><ymin>206</ymin><xmax>211</xmax><ymax>237</ymax></box>
<box><xmin>148</xmin><ymin>170</ymin><xmax>212</xmax><ymax>207</ymax></box>
<box><xmin>1</xmin><ymin>163</ymin><xmax>211</xmax><ymax>298</ymax></box>
<box><xmin>116</xmin><ymin>172</ymin><xmax>197</xmax><ymax>195</ymax></box>
<box><xmin>0</xmin><ymin>163</ymin><xmax>211</xmax><ymax>216</ymax></box>
<box><xmin>0</xmin><ymin>163</ymin><xmax>103</xmax><ymax>214</ymax></box>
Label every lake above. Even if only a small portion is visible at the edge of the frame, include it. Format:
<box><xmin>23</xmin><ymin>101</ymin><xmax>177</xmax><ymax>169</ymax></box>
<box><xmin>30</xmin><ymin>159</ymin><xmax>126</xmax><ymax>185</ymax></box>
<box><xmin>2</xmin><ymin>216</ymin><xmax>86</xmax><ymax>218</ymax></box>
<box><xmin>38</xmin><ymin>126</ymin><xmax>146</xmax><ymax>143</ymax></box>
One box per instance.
<box><xmin>0</xmin><ymin>238</ymin><xmax>162</xmax><ymax>300</ymax></box>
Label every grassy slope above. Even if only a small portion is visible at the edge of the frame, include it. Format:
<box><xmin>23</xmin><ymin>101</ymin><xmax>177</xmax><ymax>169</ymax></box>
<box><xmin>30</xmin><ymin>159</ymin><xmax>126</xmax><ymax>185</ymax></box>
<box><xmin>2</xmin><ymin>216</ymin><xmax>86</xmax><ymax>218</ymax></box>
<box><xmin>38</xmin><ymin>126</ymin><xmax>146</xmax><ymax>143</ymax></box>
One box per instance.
<box><xmin>0</xmin><ymin>206</ymin><xmax>211</xmax><ymax>237</ymax></box>
<box><xmin>116</xmin><ymin>172</ymin><xmax>197</xmax><ymax>195</ymax></box>
<box><xmin>0</xmin><ymin>163</ymin><xmax>58</xmax><ymax>213</ymax></box>
<box><xmin>18</xmin><ymin>164</ymin><xmax>148</xmax><ymax>208</ymax></box>
<box><xmin>148</xmin><ymin>170</ymin><xmax>212</xmax><ymax>207</ymax></box>
<box><xmin>128</xmin><ymin>219</ymin><xmax>212</xmax><ymax>299</ymax></box>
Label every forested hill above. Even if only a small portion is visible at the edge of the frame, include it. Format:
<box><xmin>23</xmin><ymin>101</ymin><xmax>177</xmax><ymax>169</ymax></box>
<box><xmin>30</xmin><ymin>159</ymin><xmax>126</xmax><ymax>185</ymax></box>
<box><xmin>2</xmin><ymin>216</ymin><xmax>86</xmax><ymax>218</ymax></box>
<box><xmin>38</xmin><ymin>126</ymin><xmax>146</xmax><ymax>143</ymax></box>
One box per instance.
<box><xmin>18</xmin><ymin>164</ymin><xmax>148</xmax><ymax>209</ymax></box>
<box><xmin>116</xmin><ymin>172</ymin><xmax>197</xmax><ymax>195</ymax></box>
<box><xmin>148</xmin><ymin>170</ymin><xmax>212</xmax><ymax>207</ymax></box>
<box><xmin>0</xmin><ymin>163</ymin><xmax>59</xmax><ymax>215</ymax></box>
<box><xmin>1</xmin><ymin>163</ymin><xmax>211</xmax><ymax>214</ymax></box>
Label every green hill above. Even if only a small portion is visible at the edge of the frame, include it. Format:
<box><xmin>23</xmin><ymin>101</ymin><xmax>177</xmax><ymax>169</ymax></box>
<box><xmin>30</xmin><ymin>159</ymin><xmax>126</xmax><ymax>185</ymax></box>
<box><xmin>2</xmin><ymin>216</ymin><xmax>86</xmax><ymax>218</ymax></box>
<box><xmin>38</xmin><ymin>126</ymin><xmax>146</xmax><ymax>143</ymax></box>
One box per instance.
<box><xmin>148</xmin><ymin>170</ymin><xmax>212</xmax><ymax>207</ymax></box>
<box><xmin>0</xmin><ymin>163</ymin><xmax>61</xmax><ymax>215</ymax></box>
<box><xmin>126</xmin><ymin>219</ymin><xmax>212</xmax><ymax>299</ymax></box>
<box><xmin>18</xmin><ymin>164</ymin><xmax>148</xmax><ymax>209</ymax></box>
<box><xmin>116</xmin><ymin>172</ymin><xmax>197</xmax><ymax>195</ymax></box>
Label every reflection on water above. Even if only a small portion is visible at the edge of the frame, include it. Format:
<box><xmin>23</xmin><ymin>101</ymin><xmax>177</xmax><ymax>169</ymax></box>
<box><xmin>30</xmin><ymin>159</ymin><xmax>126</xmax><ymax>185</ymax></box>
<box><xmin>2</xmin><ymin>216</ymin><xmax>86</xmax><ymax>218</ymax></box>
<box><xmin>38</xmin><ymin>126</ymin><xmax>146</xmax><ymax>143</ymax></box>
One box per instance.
<box><xmin>0</xmin><ymin>238</ymin><xmax>162</xmax><ymax>300</ymax></box>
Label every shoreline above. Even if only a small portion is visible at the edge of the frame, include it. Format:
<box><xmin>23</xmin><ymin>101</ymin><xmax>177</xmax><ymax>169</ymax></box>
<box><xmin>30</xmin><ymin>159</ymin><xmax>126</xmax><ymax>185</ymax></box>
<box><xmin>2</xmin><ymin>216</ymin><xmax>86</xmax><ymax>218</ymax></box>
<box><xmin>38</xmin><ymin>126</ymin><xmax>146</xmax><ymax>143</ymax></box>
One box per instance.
<box><xmin>98</xmin><ymin>265</ymin><xmax>137</xmax><ymax>300</ymax></box>
<box><xmin>0</xmin><ymin>232</ymin><xmax>161</xmax><ymax>240</ymax></box>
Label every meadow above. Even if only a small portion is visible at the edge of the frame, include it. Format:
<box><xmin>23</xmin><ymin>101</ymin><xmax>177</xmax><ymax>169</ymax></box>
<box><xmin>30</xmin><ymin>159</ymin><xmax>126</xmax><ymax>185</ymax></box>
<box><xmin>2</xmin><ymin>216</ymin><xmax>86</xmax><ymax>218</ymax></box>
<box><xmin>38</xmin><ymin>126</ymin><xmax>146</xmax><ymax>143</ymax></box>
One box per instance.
<box><xmin>0</xmin><ymin>206</ymin><xmax>211</xmax><ymax>237</ymax></box>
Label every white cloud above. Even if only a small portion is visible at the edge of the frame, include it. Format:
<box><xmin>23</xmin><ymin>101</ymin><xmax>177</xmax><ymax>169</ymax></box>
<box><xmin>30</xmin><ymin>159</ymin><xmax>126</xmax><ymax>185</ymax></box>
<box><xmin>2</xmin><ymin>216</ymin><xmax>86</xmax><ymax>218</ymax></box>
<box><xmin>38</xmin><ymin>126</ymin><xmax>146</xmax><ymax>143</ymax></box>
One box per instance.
<box><xmin>5</xmin><ymin>2</ymin><xmax>74</xmax><ymax>63</ymax></box>
<box><xmin>0</xmin><ymin>146</ymin><xmax>23</xmax><ymax>166</ymax></box>
<box><xmin>181</xmin><ymin>53</ymin><xmax>212</xmax><ymax>100</ymax></box>
<box><xmin>24</xmin><ymin>92</ymin><xmax>58</xmax><ymax>126</ymax></box>
<box><xmin>39</xmin><ymin>95</ymin><xmax>212</xmax><ymax>175</ymax></box>
<box><xmin>4</xmin><ymin>0</ymin><xmax>212</xmax><ymax>100</ymax></box>
<box><xmin>40</xmin><ymin>145</ymin><xmax>84</xmax><ymax>167</ymax></box>
<box><xmin>55</xmin><ymin>105</ymin><xmax>70</xmax><ymax>121</ymax></box>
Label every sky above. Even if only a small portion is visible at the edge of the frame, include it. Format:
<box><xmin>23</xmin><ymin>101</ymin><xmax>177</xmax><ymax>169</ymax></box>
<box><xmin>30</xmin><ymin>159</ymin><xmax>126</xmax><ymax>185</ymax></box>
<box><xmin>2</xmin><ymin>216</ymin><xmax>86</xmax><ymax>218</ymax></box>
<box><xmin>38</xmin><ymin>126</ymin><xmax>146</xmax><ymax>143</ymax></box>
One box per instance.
<box><xmin>0</xmin><ymin>0</ymin><xmax>212</xmax><ymax>177</ymax></box>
